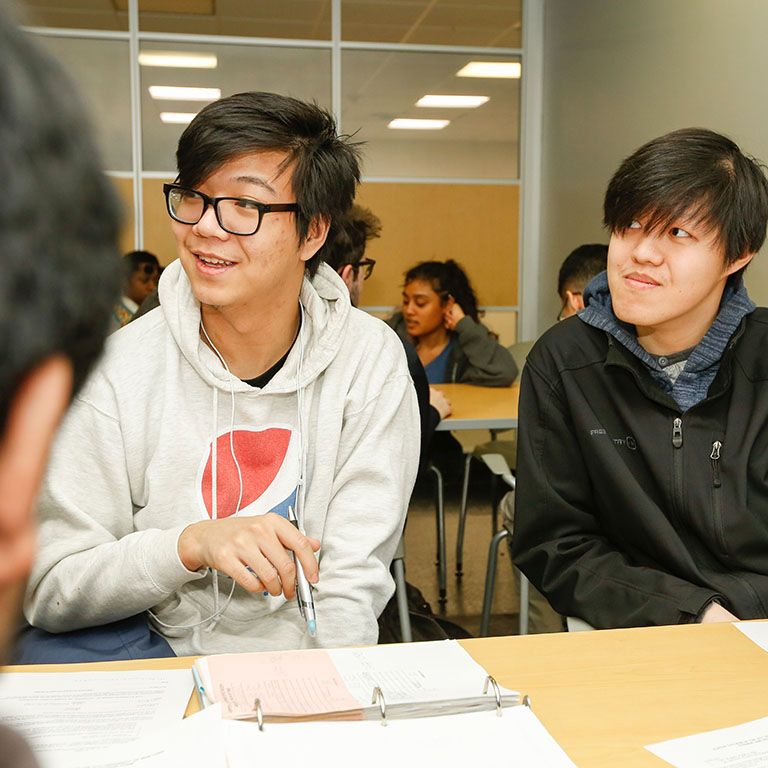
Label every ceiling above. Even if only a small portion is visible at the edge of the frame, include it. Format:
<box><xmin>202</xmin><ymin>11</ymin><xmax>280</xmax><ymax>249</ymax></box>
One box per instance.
<box><xmin>18</xmin><ymin>0</ymin><xmax>522</xmax><ymax>47</ymax></box>
<box><xmin>27</xmin><ymin>1</ymin><xmax>522</xmax><ymax>177</ymax></box>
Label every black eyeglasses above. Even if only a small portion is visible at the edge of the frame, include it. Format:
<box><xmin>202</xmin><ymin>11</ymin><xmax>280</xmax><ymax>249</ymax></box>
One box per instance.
<box><xmin>163</xmin><ymin>183</ymin><xmax>300</xmax><ymax>236</ymax></box>
<box><xmin>354</xmin><ymin>258</ymin><xmax>376</xmax><ymax>281</ymax></box>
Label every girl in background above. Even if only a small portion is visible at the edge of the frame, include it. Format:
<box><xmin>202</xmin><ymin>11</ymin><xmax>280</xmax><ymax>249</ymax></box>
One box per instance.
<box><xmin>388</xmin><ymin>260</ymin><xmax>517</xmax><ymax>386</ymax></box>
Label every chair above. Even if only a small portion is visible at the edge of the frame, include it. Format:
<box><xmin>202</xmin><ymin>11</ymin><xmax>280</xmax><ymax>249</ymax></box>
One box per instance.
<box><xmin>476</xmin><ymin>453</ymin><xmax>530</xmax><ymax>637</ymax></box>
<box><xmin>427</xmin><ymin>463</ymin><xmax>447</xmax><ymax>608</ymax></box>
<box><xmin>391</xmin><ymin>533</ymin><xmax>413</xmax><ymax>642</ymax></box>
<box><xmin>455</xmin><ymin>341</ymin><xmax>533</xmax><ymax>579</ymax></box>
<box><xmin>566</xmin><ymin>616</ymin><xmax>596</xmax><ymax>632</ymax></box>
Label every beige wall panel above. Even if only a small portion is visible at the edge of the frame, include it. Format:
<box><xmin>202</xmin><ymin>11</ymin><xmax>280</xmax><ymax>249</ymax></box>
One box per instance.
<box><xmin>356</xmin><ymin>182</ymin><xmax>519</xmax><ymax>310</ymax></box>
<box><xmin>541</xmin><ymin>0</ymin><xmax>768</xmax><ymax>335</ymax></box>
<box><xmin>111</xmin><ymin>176</ymin><xmax>135</xmax><ymax>256</ymax></box>
<box><xmin>143</xmin><ymin>177</ymin><xmax>180</xmax><ymax>266</ymax></box>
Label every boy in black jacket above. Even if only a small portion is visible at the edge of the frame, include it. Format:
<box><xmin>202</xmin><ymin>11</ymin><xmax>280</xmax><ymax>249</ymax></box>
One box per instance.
<box><xmin>512</xmin><ymin>128</ymin><xmax>768</xmax><ymax>628</ymax></box>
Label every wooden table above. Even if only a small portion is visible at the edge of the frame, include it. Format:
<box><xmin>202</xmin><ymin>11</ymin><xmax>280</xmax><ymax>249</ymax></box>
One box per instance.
<box><xmin>432</xmin><ymin>382</ymin><xmax>520</xmax><ymax>431</ymax></box>
<box><xmin>9</xmin><ymin>622</ymin><xmax>768</xmax><ymax>767</ymax></box>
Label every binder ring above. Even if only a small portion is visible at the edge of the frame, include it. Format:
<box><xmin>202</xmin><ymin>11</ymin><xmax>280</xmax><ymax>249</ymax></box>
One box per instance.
<box><xmin>483</xmin><ymin>675</ymin><xmax>503</xmax><ymax>717</ymax></box>
<box><xmin>252</xmin><ymin>697</ymin><xmax>264</xmax><ymax>731</ymax></box>
<box><xmin>522</xmin><ymin>694</ymin><xmax>532</xmax><ymax>710</ymax></box>
<box><xmin>371</xmin><ymin>686</ymin><xmax>387</xmax><ymax>726</ymax></box>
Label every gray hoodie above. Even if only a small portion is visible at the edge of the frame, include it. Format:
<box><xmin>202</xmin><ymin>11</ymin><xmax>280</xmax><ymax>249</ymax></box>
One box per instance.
<box><xmin>25</xmin><ymin>260</ymin><xmax>419</xmax><ymax>655</ymax></box>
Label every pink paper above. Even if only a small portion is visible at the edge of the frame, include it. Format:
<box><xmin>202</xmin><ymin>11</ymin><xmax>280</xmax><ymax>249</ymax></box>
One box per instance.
<box><xmin>205</xmin><ymin>649</ymin><xmax>362</xmax><ymax>719</ymax></box>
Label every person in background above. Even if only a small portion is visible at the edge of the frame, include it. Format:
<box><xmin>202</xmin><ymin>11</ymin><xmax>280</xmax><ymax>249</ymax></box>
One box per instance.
<box><xmin>111</xmin><ymin>250</ymin><xmax>160</xmax><ymax>330</ymax></box>
<box><xmin>556</xmin><ymin>243</ymin><xmax>608</xmax><ymax>321</ymax></box>
<box><xmin>27</xmin><ymin>92</ymin><xmax>419</xmax><ymax>658</ymax></box>
<box><xmin>0</xmin><ymin>3</ymin><xmax>120</xmax><ymax>762</ymax></box>
<box><xmin>388</xmin><ymin>260</ymin><xmax>517</xmax><ymax>386</ymax></box>
<box><xmin>513</xmin><ymin>128</ymin><xmax>768</xmax><ymax>628</ymax></box>
<box><xmin>322</xmin><ymin>204</ymin><xmax>451</xmax><ymax>471</ymax></box>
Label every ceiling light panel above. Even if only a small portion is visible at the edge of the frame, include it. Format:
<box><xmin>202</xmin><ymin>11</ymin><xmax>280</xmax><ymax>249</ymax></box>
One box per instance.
<box><xmin>139</xmin><ymin>52</ymin><xmax>218</xmax><ymax>69</ymax></box>
<box><xmin>149</xmin><ymin>85</ymin><xmax>221</xmax><ymax>101</ymax></box>
<box><xmin>160</xmin><ymin>112</ymin><xmax>197</xmax><ymax>125</ymax></box>
<box><xmin>456</xmin><ymin>62</ymin><xmax>521</xmax><ymax>79</ymax></box>
<box><xmin>416</xmin><ymin>94</ymin><xmax>489</xmax><ymax>108</ymax></box>
<box><xmin>388</xmin><ymin>118</ymin><xmax>450</xmax><ymax>130</ymax></box>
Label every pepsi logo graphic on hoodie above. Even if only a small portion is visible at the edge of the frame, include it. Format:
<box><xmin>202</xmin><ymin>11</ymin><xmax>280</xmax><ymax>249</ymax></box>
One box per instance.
<box><xmin>196</xmin><ymin>425</ymin><xmax>300</xmax><ymax>521</ymax></box>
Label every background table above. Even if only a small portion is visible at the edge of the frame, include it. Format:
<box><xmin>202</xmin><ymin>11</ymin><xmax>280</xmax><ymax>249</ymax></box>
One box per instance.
<box><xmin>432</xmin><ymin>382</ymin><xmax>519</xmax><ymax>431</ymax></box>
<box><xmin>8</xmin><ymin>622</ymin><xmax>768</xmax><ymax>767</ymax></box>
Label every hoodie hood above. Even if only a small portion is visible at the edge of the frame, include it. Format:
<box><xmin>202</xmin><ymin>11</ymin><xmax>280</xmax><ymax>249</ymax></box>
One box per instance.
<box><xmin>581</xmin><ymin>270</ymin><xmax>755</xmax><ymax>410</ymax></box>
<box><xmin>158</xmin><ymin>258</ymin><xmax>351</xmax><ymax>393</ymax></box>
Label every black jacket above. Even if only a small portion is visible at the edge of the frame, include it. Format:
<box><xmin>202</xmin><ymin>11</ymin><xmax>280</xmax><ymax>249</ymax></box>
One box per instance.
<box><xmin>511</xmin><ymin>309</ymin><xmax>768</xmax><ymax>627</ymax></box>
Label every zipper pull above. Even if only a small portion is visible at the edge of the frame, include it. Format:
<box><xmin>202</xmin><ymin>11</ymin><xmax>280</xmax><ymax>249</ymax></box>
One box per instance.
<box><xmin>710</xmin><ymin>440</ymin><xmax>722</xmax><ymax>487</ymax></box>
<box><xmin>672</xmin><ymin>417</ymin><xmax>683</xmax><ymax>448</ymax></box>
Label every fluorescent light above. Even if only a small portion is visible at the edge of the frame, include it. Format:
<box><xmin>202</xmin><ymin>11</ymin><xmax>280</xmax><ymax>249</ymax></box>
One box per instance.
<box><xmin>149</xmin><ymin>85</ymin><xmax>221</xmax><ymax>101</ymax></box>
<box><xmin>416</xmin><ymin>94</ymin><xmax>489</xmax><ymax>108</ymax></box>
<box><xmin>456</xmin><ymin>61</ymin><xmax>521</xmax><ymax>79</ymax></box>
<box><xmin>138</xmin><ymin>52</ymin><xmax>218</xmax><ymax>69</ymax></box>
<box><xmin>388</xmin><ymin>118</ymin><xmax>450</xmax><ymax>130</ymax></box>
<box><xmin>160</xmin><ymin>112</ymin><xmax>197</xmax><ymax>125</ymax></box>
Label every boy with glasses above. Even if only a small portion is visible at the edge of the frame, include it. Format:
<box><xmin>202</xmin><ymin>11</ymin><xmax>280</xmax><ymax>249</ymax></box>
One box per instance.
<box><xmin>27</xmin><ymin>92</ymin><xmax>419</xmax><ymax>656</ymax></box>
<box><xmin>111</xmin><ymin>250</ymin><xmax>160</xmax><ymax>330</ymax></box>
<box><xmin>513</xmin><ymin>128</ymin><xmax>768</xmax><ymax>628</ymax></box>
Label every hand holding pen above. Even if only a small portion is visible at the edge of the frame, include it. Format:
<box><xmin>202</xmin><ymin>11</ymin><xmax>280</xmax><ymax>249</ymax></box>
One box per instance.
<box><xmin>288</xmin><ymin>505</ymin><xmax>317</xmax><ymax>637</ymax></box>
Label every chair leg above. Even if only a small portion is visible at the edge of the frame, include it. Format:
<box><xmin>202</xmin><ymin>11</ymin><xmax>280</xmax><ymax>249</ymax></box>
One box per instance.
<box><xmin>518</xmin><ymin>571</ymin><xmax>530</xmax><ymax>636</ymax></box>
<box><xmin>455</xmin><ymin>453</ymin><xmax>473</xmax><ymax>578</ymax></box>
<box><xmin>490</xmin><ymin>474</ymin><xmax>499</xmax><ymax>534</ymax></box>
<box><xmin>480</xmin><ymin>528</ymin><xmax>509</xmax><ymax>637</ymax></box>
<box><xmin>392</xmin><ymin>557</ymin><xmax>412</xmax><ymax>642</ymax></box>
<box><xmin>428</xmin><ymin>464</ymin><xmax>447</xmax><ymax>607</ymax></box>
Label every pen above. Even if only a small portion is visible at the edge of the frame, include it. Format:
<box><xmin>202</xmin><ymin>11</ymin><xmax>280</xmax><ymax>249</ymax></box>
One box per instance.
<box><xmin>191</xmin><ymin>665</ymin><xmax>211</xmax><ymax>709</ymax></box>
<box><xmin>288</xmin><ymin>505</ymin><xmax>317</xmax><ymax>637</ymax></box>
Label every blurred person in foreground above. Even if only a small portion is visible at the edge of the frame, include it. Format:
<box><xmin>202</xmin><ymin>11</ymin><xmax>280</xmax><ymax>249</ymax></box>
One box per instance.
<box><xmin>0</xmin><ymin>3</ymin><xmax>120</xmax><ymax>763</ymax></box>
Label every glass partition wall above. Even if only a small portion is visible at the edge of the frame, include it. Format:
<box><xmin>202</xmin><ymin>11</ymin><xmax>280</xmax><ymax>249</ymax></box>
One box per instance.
<box><xmin>22</xmin><ymin>0</ymin><xmax>525</xmax><ymax>340</ymax></box>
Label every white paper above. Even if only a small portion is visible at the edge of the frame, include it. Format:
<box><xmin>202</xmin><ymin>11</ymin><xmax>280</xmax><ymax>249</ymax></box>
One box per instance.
<box><xmin>0</xmin><ymin>669</ymin><xmax>192</xmax><ymax>768</ymax></box>
<box><xmin>225</xmin><ymin>706</ymin><xmax>577</xmax><ymax>768</ymax></box>
<box><xmin>85</xmin><ymin>703</ymin><xmax>228</xmax><ymax>768</ymax></box>
<box><xmin>647</xmin><ymin>715</ymin><xmax>768</xmax><ymax>767</ymax></box>
<box><xmin>327</xmin><ymin>639</ymin><xmax>516</xmax><ymax>705</ymax></box>
<box><xmin>734</xmin><ymin>621</ymin><xmax>768</xmax><ymax>653</ymax></box>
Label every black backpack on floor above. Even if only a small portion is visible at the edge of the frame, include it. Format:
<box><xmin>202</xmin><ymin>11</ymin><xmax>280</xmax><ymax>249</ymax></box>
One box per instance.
<box><xmin>378</xmin><ymin>582</ymin><xmax>473</xmax><ymax>643</ymax></box>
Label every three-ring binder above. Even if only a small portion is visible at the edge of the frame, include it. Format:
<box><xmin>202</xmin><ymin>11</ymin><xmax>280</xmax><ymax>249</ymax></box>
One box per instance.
<box><xmin>236</xmin><ymin>678</ymin><xmax>529</xmax><ymax>731</ymax></box>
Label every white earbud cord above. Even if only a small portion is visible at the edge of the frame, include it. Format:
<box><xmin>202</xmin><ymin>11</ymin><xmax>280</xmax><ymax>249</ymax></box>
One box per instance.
<box><xmin>296</xmin><ymin>300</ymin><xmax>307</xmax><ymax>526</ymax></box>
<box><xmin>148</xmin><ymin>319</ymin><xmax>243</xmax><ymax>631</ymax></box>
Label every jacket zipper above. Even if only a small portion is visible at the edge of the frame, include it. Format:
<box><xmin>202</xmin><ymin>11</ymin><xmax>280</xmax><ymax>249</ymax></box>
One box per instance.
<box><xmin>710</xmin><ymin>440</ymin><xmax>727</xmax><ymax>557</ymax></box>
<box><xmin>671</xmin><ymin>418</ymin><xmax>684</xmax><ymax>523</ymax></box>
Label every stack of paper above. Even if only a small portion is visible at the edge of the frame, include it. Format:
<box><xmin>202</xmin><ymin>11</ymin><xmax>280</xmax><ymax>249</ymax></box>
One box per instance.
<box><xmin>0</xmin><ymin>669</ymin><xmax>192</xmax><ymax>768</ymax></box>
<box><xmin>194</xmin><ymin>639</ymin><xmax>520</xmax><ymax>721</ymax></box>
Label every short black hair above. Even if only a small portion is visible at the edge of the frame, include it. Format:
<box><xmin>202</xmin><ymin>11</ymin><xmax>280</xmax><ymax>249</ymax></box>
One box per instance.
<box><xmin>404</xmin><ymin>260</ymin><xmax>481</xmax><ymax>323</ymax></box>
<box><xmin>0</xmin><ymin>6</ymin><xmax>121</xmax><ymax>430</ymax></box>
<box><xmin>321</xmin><ymin>204</ymin><xmax>381</xmax><ymax>273</ymax></box>
<box><xmin>123</xmin><ymin>250</ymin><xmax>159</xmax><ymax>280</ymax></box>
<box><xmin>604</xmin><ymin>128</ymin><xmax>768</xmax><ymax>266</ymax></box>
<box><xmin>557</xmin><ymin>244</ymin><xmax>608</xmax><ymax>298</ymax></box>
<box><xmin>175</xmin><ymin>92</ymin><xmax>362</xmax><ymax>277</ymax></box>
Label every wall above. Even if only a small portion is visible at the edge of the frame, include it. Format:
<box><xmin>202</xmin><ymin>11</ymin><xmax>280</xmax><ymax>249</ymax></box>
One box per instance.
<box><xmin>539</xmin><ymin>0</ymin><xmax>768</xmax><ymax>335</ymax></box>
<box><xmin>113</xmin><ymin>176</ymin><xmax>520</xmax><ymax>342</ymax></box>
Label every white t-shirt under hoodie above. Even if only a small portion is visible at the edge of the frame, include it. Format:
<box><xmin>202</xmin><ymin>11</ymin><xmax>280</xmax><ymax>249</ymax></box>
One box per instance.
<box><xmin>25</xmin><ymin>260</ymin><xmax>419</xmax><ymax>655</ymax></box>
